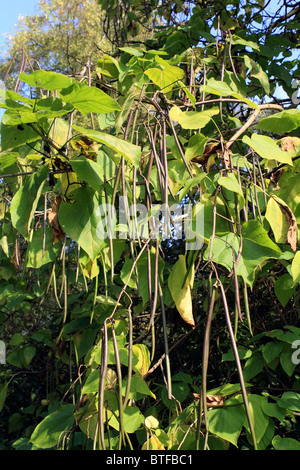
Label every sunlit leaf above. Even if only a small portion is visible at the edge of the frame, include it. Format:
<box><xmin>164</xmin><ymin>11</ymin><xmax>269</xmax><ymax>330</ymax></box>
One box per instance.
<box><xmin>169</xmin><ymin>105</ymin><xmax>219</xmax><ymax>130</ymax></box>
<box><xmin>257</xmin><ymin>109</ymin><xmax>300</xmax><ymax>133</ymax></box>
<box><xmin>60</xmin><ymin>82</ymin><xmax>121</xmax><ymax>114</ymax></box>
<box><xmin>58</xmin><ymin>187</ymin><xmax>107</xmax><ymax>260</ymax></box>
<box><xmin>72</xmin><ymin>125</ymin><xmax>141</xmax><ymax>167</ymax></box>
<box><xmin>20</xmin><ymin>70</ymin><xmax>73</xmax><ymax>90</ymax></box>
<box><xmin>243</xmin><ymin>134</ymin><xmax>293</xmax><ymax>165</ymax></box>
<box><xmin>10</xmin><ymin>165</ymin><xmax>48</xmax><ymax>239</ymax></box>
<box><xmin>168</xmin><ymin>254</ymin><xmax>195</xmax><ymax>327</ymax></box>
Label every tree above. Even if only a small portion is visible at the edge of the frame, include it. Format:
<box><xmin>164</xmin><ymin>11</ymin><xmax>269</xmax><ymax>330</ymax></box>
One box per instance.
<box><xmin>0</xmin><ymin>0</ymin><xmax>300</xmax><ymax>452</ymax></box>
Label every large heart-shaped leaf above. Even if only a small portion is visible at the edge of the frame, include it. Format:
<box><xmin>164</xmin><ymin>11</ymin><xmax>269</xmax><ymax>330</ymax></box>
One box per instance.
<box><xmin>72</xmin><ymin>125</ymin><xmax>141</xmax><ymax>167</ymax></box>
<box><xmin>60</xmin><ymin>82</ymin><xmax>121</xmax><ymax>115</ymax></box>
<box><xmin>169</xmin><ymin>106</ymin><xmax>219</xmax><ymax>130</ymax></box>
<box><xmin>168</xmin><ymin>254</ymin><xmax>195</xmax><ymax>327</ymax></box>
<box><xmin>201</xmin><ymin>78</ymin><xmax>259</xmax><ymax>109</ymax></box>
<box><xmin>10</xmin><ymin>165</ymin><xmax>48</xmax><ymax>239</ymax></box>
<box><xmin>30</xmin><ymin>404</ymin><xmax>75</xmax><ymax>449</ymax></box>
<box><xmin>243</xmin><ymin>134</ymin><xmax>293</xmax><ymax>165</ymax></box>
<box><xmin>70</xmin><ymin>155</ymin><xmax>104</xmax><ymax>191</ymax></box>
<box><xmin>257</xmin><ymin>109</ymin><xmax>300</xmax><ymax>133</ymax></box>
<box><xmin>20</xmin><ymin>70</ymin><xmax>73</xmax><ymax>91</ymax></box>
<box><xmin>58</xmin><ymin>187</ymin><xmax>108</xmax><ymax>260</ymax></box>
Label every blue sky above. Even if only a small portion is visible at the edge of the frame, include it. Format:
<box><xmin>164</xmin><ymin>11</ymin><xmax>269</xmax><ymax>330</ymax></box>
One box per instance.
<box><xmin>0</xmin><ymin>0</ymin><xmax>39</xmax><ymax>52</ymax></box>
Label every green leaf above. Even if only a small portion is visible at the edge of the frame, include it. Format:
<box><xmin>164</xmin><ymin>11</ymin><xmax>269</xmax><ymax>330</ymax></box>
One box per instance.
<box><xmin>82</xmin><ymin>369</ymin><xmax>100</xmax><ymax>394</ymax></box>
<box><xmin>30</xmin><ymin>404</ymin><xmax>75</xmax><ymax>449</ymax></box>
<box><xmin>121</xmin><ymin>373</ymin><xmax>155</xmax><ymax>399</ymax></box>
<box><xmin>280</xmin><ymin>349</ymin><xmax>297</xmax><ymax>377</ymax></box>
<box><xmin>277</xmin><ymin>392</ymin><xmax>300</xmax><ymax>412</ymax></box>
<box><xmin>218</xmin><ymin>172</ymin><xmax>244</xmax><ymax>201</ymax></box>
<box><xmin>272</xmin><ymin>435</ymin><xmax>300</xmax><ymax>450</ymax></box>
<box><xmin>108</xmin><ymin>406</ymin><xmax>145</xmax><ymax>434</ymax></box>
<box><xmin>10</xmin><ymin>165</ymin><xmax>48</xmax><ymax>239</ymax></box>
<box><xmin>265</xmin><ymin>198</ymin><xmax>290</xmax><ymax>244</ymax></box>
<box><xmin>0</xmin><ymin>151</ymin><xmax>18</xmax><ymax>170</ymax></box>
<box><xmin>207</xmin><ymin>394</ymin><xmax>245</xmax><ymax>447</ymax></box>
<box><xmin>246</xmin><ymin>395</ymin><xmax>271</xmax><ymax>444</ymax></box>
<box><xmin>184</xmin><ymin>134</ymin><xmax>209</xmax><ymax>162</ymax></box>
<box><xmin>222</xmin><ymin>346</ymin><xmax>252</xmax><ymax>361</ymax></box>
<box><xmin>26</xmin><ymin>227</ymin><xmax>60</xmax><ymax>268</ymax></box>
<box><xmin>204</xmin><ymin>220</ymin><xmax>282</xmax><ymax>287</ymax></box>
<box><xmin>274</xmin><ymin>273</ymin><xmax>297</xmax><ymax>307</ymax></box>
<box><xmin>0</xmin><ymin>89</ymin><xmax>33</xmax><ymax>109</ymax></box>
<box><xmin>60</xmin><ymin>82</ymin><xmax>121</xmax><ymax>115</ymax></box>
<box><xmin>132</xmin><ymin>344</ymin><xmax>151</xmax><ymax>376</ymax></box>
<box><xmin>178</xmin><ymin>173</ymin><xmax>206</xmax><ymax>201</ymax></box>
<box><xmin>244</xmin><ymin>56</ymin><xmax>270</xmax><ymax>95</ymax></box>
<box><xmin>6</xmin><ymin>346</ymin><xmax>36</xmax><ymax>369</ymax></box>
<box><xmin>0</xmin><ymin>120</ymin><xmax>41</xmax><ymax>151</ymax></box>
<box><xmin>291</xmin><ymin>251</ymin><xmax>300</xmax><ymax>285</ymax></box>
<box><xmin>59</xmin><ymin>187</ymin><xmax>107</xmax><ymax>260</ymax></box>
<box><xmin>119</xmin><ymin>46</ymin><xmax>144</xmax><ymax>57</ymax></box>
<box><xmin>0</xmin><ymin>383</ymin><xmax>8</xmax><ymax>413</ymax></box>
<box><xmin>201</xmin><ymin>78</ymin><xmax>259</xmax><ymax>108</ymax></box>
<box><xmin>257</xmin><ymin>109</ymin><xmax>300</xmax><ymax>133</ymax></box>
<box><xmin>177</xmin><ymin>80</ymin><xmax>196</xmax><ymax>106</ymax></box>
<box><xmin>262</xmin><ymin>342</ymin><xmax>283</xmax><ymax>364</ymax></box>
<box><xmin>10</xmin><ymin>333</ymin><xmax>24</xmax><ymax>346</ymax></box>
<box><xmin>20</xmin><ymin>70</ymin><xmax>73</xmax><ymax>90</ymax></box>
<box><xmin>21</xmin><ymin>346</ymin><xmax>37</xmax><ymax>368</ymax></box>
<box><xmin>72</xmin><ymin>125</ymin><xmax>141</xmax><ymax>168</ymax></box>
<box><xmin>161</xmin><ymin>382</ymin><xmax>190</xmax><ymax>409</ymax></box>
<box><xmin>144</xmin><ymin>59</ymin><xmax>184</xmax><ymax>93</ymax></box>
<box><xmin>242</xmin><ymin>134</ymin><xmax>293</xmax><ymax>165</ymax></box>
<box><xmin>70</xmin><ymin>155</ymin><xmax>104</xmax><ymax>191</ymax></box>
<box><xmin>243</xmin><ymin>354</ymin><xmax>265</xmax><ymax>381</ymax></box>
<box><xmin>169</xmin><ymin>106</ymin><xmax>219</xmax><ymax>130</ymax></box>
<box><xmin>230</xmin><ymin>35</ymin><xmax>260</xmax><ymax>51</ymax></box>
<box><xmin>261</xmin><ymin>402</ymin><xmax>285</xmax><ymax>421</ymax></box>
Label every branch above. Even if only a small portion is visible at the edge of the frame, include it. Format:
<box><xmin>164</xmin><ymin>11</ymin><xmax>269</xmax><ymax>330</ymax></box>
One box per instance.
<box><xmin>267</xmin><ymin>5</ymin><xmax>300</xmax><ymax>34</ymax></box>
<box><xmin>225</xmin><ymin>103</ymin><xmax>284</xmax><ymax>150</ymax></box>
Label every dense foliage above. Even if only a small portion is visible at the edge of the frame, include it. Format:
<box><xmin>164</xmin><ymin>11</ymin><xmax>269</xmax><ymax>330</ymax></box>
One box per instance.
<box><xmin>0</xmin><ymin>0</ymin><xmax>299</xmax><ymax>451</ymax></box>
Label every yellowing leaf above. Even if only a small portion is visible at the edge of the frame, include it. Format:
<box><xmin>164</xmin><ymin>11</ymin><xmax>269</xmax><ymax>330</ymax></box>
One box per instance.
<box><xmin>265</xmin><ymin>198</ymin><xmax>289</xmax><ymax>244</ymax></box>
<box><xmin>144</xmin><ymin>58</ymin><xmax>184</xmax><ymax>93</ymax></box>
<box><xmin>243</xmin><ymin>134</ymin><xmax>293</xmax><ymax>166</ymax></box>
<box><xmin>132</xmin><ymin>344</ymin><xmax>151</xmax><ymax>376</ymax></box>
<box><xmin>144</xmin><ymin>415</ymin><xmax>159</xmax><ymax>429</ymax></box>
<box><xmin>72</xmin><ymin>125</ymin><xmax>141</xmax><ymax>168</ymax></box>
<box><xmin>267</xmin><ymin>195</ymin><xmax>298</xmax><ymax>252</ymax></box>
<box><xmin>291</xmin><ymin>252</ymin><xmax>300</xmax><ymax>285</ymax></box>
<box><xmin>169</xmin><ymin>106</ymin><xmax>219</xmax><ymax>130</ymax></box>
<box><xmin>142</xmin><ymin>434</ymin><xmax>165</xmax><ymax>450</ymax></box>
<box><xmin>168</xmin><ymin>255</ymin><xmax>195</xmax><ymax>327</ymax></box>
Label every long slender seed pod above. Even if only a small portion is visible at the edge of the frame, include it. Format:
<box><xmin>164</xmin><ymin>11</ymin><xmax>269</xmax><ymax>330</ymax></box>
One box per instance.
<box><xmin>111</xmin><ymin>321</ymin><xmax>126</xmax><ymax>449</ymax></box>
<box><xmin>158</xmin><ymin>281</ymin><xmax>172</xmax><ymax>400</ymax></box>
<box><xmin>218</xmin><ymin>279</ymin><xmax>257</xmax><ymax>450</ymax></box>
<box><xmin>123</xmin><ymin>308</ymin><xmax>133</xmax><ymax>410</ymax></box>
<box><xmin>200</xmin><ymin>282</ymin><xmax>216</xmax><ymax>450</ymax></box>
<box><xmin>98</xmin><ymin>322</ymin><xmax>108</xmax><ymax>451</ymax></box>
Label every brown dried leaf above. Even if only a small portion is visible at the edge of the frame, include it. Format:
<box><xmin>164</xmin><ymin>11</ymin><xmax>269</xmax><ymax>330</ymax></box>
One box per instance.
<box><xmin>193</xmin><ymin>393</ymin><xmax>224</xmax><ymax>406</ymax></box>
<box><xmin>280</xmin><ymin>136</ymin><xmax>300</xmax><ymax>157</ymax></box>
<box><xmin>191</xmin><ymin>142</ymin><xmax>220</xmax><ymax>164</ymax></box>
<box><xmin>273</xmin><ymin>196</ymin><xmax>298</xmax><ymax>252</ymax></box>
<box><xmin>281</xmin><ymin>206</ymin><xmax>297</xmax><ymax>252</ymax></box>
<box><xmin>269</xmin><ymin>168</ymin><xmax>284</xmax><ymax>190</ymax></box>
<box><xmin>48</xmin><ymin>195</ymin><xmax>65</xmax><ymax>244</ymax></box>
<box><xmin>206</xmin><ymin>394</ymin><xmax>224</xmax><ymax>406</ymax></box>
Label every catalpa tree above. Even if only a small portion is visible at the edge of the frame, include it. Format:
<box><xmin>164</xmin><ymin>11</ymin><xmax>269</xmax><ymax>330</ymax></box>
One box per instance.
<box><xmin>0</xmin><ymin>0</ymin><xmax>299</xmax><ymax>451</ymax></box>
